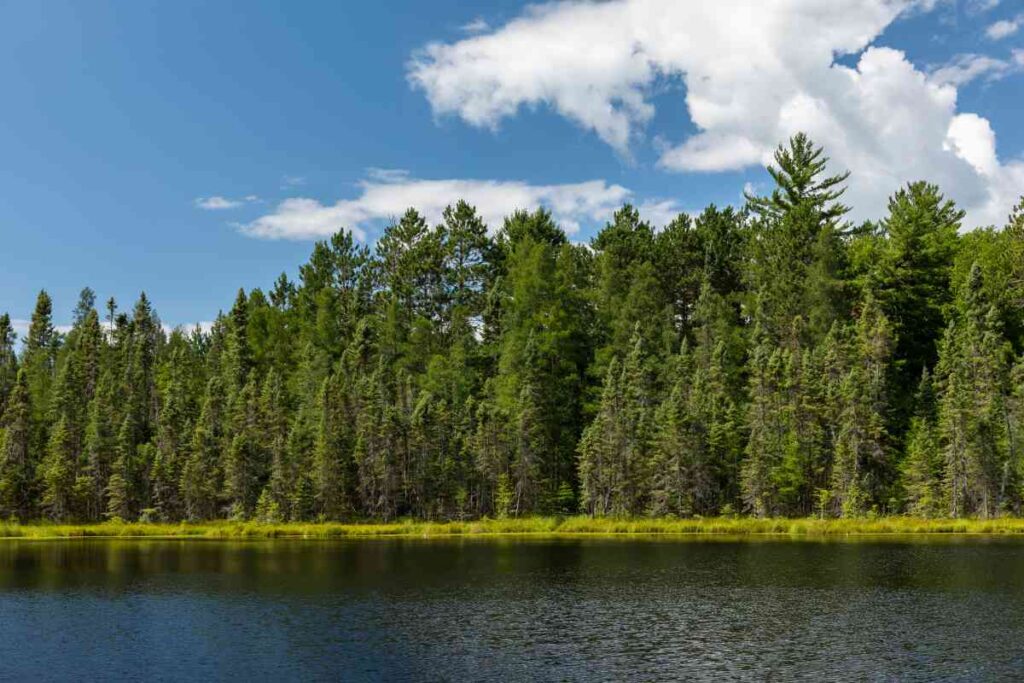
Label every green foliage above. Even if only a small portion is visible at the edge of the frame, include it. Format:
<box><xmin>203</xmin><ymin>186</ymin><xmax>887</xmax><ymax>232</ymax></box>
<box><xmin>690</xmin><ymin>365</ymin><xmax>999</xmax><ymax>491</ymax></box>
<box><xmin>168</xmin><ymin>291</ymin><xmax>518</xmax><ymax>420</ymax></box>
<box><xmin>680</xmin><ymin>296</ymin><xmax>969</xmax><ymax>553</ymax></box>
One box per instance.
<box><xmin>1</xmin><ymin>136</ymin><xmax>1023</xmax><ymax>524</ymax></box>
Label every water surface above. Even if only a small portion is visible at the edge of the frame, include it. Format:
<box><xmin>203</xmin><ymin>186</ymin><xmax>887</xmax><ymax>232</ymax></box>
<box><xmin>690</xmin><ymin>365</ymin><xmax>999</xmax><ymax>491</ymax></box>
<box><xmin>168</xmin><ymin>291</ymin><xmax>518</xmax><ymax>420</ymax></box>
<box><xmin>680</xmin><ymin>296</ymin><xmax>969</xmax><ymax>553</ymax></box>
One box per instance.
<box><xmin>2</xmin><ymin>536</ymin><xmax>1023</xmax><ymax>681</ymax></box>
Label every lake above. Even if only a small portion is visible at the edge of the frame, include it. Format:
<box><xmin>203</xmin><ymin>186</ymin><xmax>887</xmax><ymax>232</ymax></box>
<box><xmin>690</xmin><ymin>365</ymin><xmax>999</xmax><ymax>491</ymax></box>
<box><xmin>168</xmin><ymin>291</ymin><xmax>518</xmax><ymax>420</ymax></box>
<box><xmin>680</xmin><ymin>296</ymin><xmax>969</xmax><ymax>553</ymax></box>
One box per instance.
<box><xmin>2</xmin><ymin>536</ymin><xmax>1024</xmax><ymax>681</ymax></box>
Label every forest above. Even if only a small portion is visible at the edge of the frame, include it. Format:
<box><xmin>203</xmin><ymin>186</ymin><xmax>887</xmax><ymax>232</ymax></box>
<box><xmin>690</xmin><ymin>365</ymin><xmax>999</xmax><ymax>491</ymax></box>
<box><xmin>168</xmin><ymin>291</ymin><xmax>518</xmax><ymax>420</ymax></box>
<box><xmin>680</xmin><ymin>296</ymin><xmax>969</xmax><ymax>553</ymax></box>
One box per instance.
<box><xmin>1</xmin><ymin>134</ymin><xmax>1023</xmax><ymax>524</ymax></box>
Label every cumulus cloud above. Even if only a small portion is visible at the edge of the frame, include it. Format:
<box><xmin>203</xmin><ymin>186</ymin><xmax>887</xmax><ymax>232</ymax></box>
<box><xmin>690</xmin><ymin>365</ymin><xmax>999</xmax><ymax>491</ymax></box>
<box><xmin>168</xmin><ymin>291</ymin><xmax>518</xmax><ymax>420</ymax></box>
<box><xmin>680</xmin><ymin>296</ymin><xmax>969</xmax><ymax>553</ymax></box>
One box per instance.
<box><xmin>409</xmin><ymin>0</ymin><xmax>1024</xmax><ymax>227</ymax></box>
<box><xmin>986</xmin><ymin>17</ymin><xmax>1020</xmax><ymax>40</ymax></box>
<box><xmin>241</xmin><ymin>175</ymin><xmax>635</xmax><ymax>240</ymax></box>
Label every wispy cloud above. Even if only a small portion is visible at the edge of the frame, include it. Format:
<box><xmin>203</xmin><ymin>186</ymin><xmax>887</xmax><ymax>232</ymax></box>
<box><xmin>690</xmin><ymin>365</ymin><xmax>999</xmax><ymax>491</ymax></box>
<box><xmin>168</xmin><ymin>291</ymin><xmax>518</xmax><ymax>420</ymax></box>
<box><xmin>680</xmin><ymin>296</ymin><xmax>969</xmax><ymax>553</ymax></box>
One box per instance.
<box><xmin>365</xmin><ymin>167</ymin><xmax>411</xmax><ymax>183</ymax></box>
<box><xmin>194</xmin><ymin>195</ymin><xmax>259</xmax><ymax>210</ymax></box>
<box><xmin>986</xmin><ymin>17</ymin><xmax>1020</xmax><ymax>40</ymax></box>
<box><xmin>460</xmin><ymin>17</ymin><xmax>490</xmax><ymax>34</ymax></box>
<box><xmin>240</xmin><ymin>174</ymin><xmax>654</xmax><ymax>241</ymax></box>
<box><xmin>281</xmin><ymin>175</ymin><xmax>306</xmax><ymax>187</ymax></box>
<box><xmin>968</xmin><ymin>0</ymin><xmax>1001</xmax><ymax>13</ymax></box>
<box><xmin>929</xmin><ymin>52</ymin><xmax>1020</xmax><ymax>86</ymax></box>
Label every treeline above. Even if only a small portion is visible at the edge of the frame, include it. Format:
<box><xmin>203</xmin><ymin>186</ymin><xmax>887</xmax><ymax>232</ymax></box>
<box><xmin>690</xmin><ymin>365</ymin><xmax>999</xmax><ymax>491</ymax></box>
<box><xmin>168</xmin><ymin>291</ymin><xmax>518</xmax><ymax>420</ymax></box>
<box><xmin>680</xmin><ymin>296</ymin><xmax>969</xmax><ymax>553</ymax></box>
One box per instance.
<box><xmin>2</xmin><ymin>134</ymin><xmax>1023</xmax><ymax>523</ymax></box>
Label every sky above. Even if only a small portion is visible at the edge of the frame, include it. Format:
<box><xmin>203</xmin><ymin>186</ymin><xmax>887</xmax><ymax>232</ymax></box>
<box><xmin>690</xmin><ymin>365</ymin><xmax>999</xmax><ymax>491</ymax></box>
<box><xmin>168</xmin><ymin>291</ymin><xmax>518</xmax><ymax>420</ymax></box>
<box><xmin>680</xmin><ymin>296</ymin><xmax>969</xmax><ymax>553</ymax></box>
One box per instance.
<box><xmin>2</xmin><ymin>0</ymin><xmax>1023</xmax><ymax>336</ymax></box>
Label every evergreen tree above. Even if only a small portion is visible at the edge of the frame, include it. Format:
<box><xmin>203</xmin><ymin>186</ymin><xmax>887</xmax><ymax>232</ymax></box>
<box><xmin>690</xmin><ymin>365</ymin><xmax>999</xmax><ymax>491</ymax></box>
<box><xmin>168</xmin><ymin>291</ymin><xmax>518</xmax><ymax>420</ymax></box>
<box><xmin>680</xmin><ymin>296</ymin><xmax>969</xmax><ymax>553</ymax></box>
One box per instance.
<box><xmin>578</xmin><ymin>329</ymin><xmax>654</xmax><ymax>516</ymax></box>
<box><xmin>745</xmin><ymin>134</ymin><xmax>852</xmax><ymax>344</ymax></box>
<box><xmin>0</xmin><ymin>313</ymin><xmax>17</xmax><ymax>422</ymax></box>
<box><xmin>224</xmin><ymin>378</ymin><xmax>265</xmax><ymax>518</ymax></box>
<box><xmin>23</xmin><ymin>290</ymin><xmax>59</xmax><ymax>455</ymax></box>
<box><xmin>181</xmin><ymin>377</ymin><xmax>226</xmax><ymax>520</ymax></box>
<box><xmin>40</xmin><ymin>416</ymin><xmax>76</xmax><ymax>520</ymax></box>
<box><xmin>900</xmin><ymin>369</ymin><xmax>942</xmax><ymax>515</ymax></box>
<box><xmin>151</xmin><ymin>348</ymin><xmax>193</xmax><ymax>520</ymax></box>
<box><xmin>82</xmin><ymin>370</ymin><xmax>117</xmax><ymax>520</ymax></box>
<box><xmin>259</xmin><ymin>368</ymin><xmax>293</xmax><ymax>518</ymax></box>
<box><xmin>312</xmin><ymin>372</ymin><xmax>356</xmax><ymax>519</ymax></box>
<box><xmin>741</xmin><ymin>338</ymin><xmax>788</xmax><ymax>517</ymax></box>
<box><xmin>0</xmin><ymin>370</ymin><xmax>33</xmax><ymax>519</ymax></box>
<box><xmin>106</xmin><ymin>415</ymin><xmax>137</xmax><ymax>520</ymax></box>
<box><xmin>938</xmin><ymin>264</ymin><xmax>1015</xmax><ymax>517</ymax></box>
<box><xmin>873</xmin><ymin>182</ymin><xmax>962</xmax><ymax>430</ymax></box>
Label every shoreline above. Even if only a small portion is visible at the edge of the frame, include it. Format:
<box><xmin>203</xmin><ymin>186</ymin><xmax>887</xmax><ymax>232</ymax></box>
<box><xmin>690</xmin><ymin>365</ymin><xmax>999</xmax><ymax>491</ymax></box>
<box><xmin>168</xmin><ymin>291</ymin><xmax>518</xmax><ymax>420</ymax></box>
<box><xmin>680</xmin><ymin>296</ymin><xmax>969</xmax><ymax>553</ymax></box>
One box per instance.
<box><xmin>7</xmin><ymin>516</ymin><xmax>1024</xmax><ymax>540</ymax></box>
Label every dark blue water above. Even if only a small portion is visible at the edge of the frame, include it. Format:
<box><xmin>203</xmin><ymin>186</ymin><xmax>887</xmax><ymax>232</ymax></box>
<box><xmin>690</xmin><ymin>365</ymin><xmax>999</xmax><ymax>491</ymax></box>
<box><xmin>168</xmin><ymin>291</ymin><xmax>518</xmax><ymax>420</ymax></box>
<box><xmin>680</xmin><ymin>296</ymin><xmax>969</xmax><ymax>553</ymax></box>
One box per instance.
<box><xmin>2</xmin><ymin>537</ymin><xmax>1024</xmax><ymax>681</ymax></box>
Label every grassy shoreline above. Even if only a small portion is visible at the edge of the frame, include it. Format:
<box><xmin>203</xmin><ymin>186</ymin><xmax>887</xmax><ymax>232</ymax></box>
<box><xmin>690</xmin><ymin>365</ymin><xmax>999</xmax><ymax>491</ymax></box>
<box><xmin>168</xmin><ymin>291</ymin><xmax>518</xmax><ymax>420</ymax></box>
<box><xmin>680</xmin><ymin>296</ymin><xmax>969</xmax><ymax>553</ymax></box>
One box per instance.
<box><xmin>7</xmin><ymin>516</ymin><xmax>1024</xmax><ymax>540</ymax></box>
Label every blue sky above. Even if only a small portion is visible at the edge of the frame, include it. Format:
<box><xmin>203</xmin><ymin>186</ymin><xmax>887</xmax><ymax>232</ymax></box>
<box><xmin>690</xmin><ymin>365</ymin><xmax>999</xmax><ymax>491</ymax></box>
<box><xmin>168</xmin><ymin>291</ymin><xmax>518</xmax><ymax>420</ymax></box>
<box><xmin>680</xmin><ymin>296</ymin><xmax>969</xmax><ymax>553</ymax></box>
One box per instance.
<box><xmin>2</xmin><ymin>0</ymin><xmax>1023</xmax><ymax>334</ymax></box>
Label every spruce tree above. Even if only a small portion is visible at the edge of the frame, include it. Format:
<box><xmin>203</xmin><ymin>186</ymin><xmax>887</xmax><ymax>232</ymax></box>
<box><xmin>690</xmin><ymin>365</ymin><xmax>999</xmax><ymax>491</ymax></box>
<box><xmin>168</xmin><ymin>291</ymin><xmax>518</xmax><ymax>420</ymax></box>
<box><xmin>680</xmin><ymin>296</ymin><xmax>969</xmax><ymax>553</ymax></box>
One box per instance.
<box><xmin>180</xmin><ymin>377</ymin><xmax>225</xmax><ymax>520</ymax></box>
<box><xmin>741</xmin><ymin>340</ymin><xmax>788</xmax><ymax>517</ymax></box>
<box><xmin>900</xmin><ymin>369</ymin><xmax>942</xmax><ymax>515</ymax></box>
<box><xmin>0</xmin><ymin>370</ymin><xmax>33</xmax><ymax>519</ymax></box>
<box><xmin>40</xmin><ymin>416</ymin><xmax>76</xmax><ymax>520</ymax></box>
<box><xmin>0</xmin><ymin>314</ymin><xmax>17</xmax><ymax>422</ymax></box>
<box><xmin>938</xmin><ymin>264</ymin><xmax>1015</xmax><ymax>517</ymax></box>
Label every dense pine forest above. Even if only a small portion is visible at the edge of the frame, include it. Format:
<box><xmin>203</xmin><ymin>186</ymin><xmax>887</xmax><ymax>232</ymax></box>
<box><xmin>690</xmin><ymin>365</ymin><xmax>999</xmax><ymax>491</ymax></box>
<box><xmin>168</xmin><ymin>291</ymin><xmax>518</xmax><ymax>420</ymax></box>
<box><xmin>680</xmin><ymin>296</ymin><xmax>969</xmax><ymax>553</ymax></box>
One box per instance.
<box><xmin>1</xmin><ymin>134</ymin><xmax>1023</xmax><ymax>523</ymax></box>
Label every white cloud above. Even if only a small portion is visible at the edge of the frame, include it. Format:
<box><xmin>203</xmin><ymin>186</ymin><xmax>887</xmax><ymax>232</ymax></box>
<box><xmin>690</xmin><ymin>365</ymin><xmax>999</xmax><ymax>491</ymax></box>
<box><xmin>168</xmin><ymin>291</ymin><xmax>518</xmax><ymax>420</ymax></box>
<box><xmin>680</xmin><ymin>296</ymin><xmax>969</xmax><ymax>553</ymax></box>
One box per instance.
<box><xmin>166</xmin><ymin>321</ymin><xmax>216</xmax><ymax>336</ymax></box>
<box><xmin>659</xmin><ymin>134</ymin><xmax>765</xmax><ymax>172</ymax></box>
<box><xmin>365</xmin><ymin>167</ymin><xmax>411</xmax><ymax>183</ymax></box>
<box><xmin>9</xmin><ymin>319</ymin><xmax>29</xmax><ymax>342</ymax></box>
<box><xmin>986</xmin><ymin>17</ymin><xmax>1020</xmax><ymax>39</ymax></box>
<box><xmin>281</xmin><ymin>175</ymin><xmax>306</xmax><ymax>187</ymax></box>
<box><xmin>460</xmin><ymin>17</ymin><xmax>490</xmax><ymax>34</ymax></box>
<box><xmin>241</xmin><ymin>175</ymin><xmax>636</xmax><ymax>240</ymax></box>
<box><xmin>409</xmin><ymin>0</ymin><xmax>1024</xmax><ymax>227</ymax></box>
<box><xmin>195</xmin><ymin>196</ymin><xmax>251</xmax><ymax>210</ymax></box>
<box><xmin>9</xmin><ymin>319</ymin><xmax>217</xmax><ymax>343</ymax></box>
<box><xmin>929</xmin><ymin>52</ymin><xmax>1018</xmax><ymax>86</ymax></box>
<box><xmin>637</xmin><ymin>199</ymin><xmax>686</xmax><ymax>229</ymax></box>
<box><xmin>946</xmin><ymin>113</ymin><xmax>999</xmax><ymax>176</ymax></box>
<box><xmin>968</xmin><ymin>0</ymin><xmax>1001</xmax><ymax>13</ymax></box>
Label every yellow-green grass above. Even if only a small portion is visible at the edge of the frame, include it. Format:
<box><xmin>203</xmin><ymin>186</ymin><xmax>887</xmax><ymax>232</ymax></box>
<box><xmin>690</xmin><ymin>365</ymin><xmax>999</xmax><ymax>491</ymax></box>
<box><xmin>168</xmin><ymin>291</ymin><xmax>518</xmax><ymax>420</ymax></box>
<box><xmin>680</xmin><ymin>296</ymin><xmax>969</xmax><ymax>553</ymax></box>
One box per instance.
<box><xmin>7</xmin><ymin>516</ymin><xmax>1024</xmax><ymax>540</ymax></box>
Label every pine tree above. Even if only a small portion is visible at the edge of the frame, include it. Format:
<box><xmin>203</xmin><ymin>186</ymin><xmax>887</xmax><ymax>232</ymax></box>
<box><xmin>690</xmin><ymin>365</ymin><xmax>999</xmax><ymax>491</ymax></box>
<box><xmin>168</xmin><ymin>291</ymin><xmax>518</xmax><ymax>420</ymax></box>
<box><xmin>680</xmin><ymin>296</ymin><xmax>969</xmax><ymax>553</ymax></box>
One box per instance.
<box><xmin>745</xmin><ymin>134</ymin><xmax>852</xmax><ymax>345</ymax></box>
